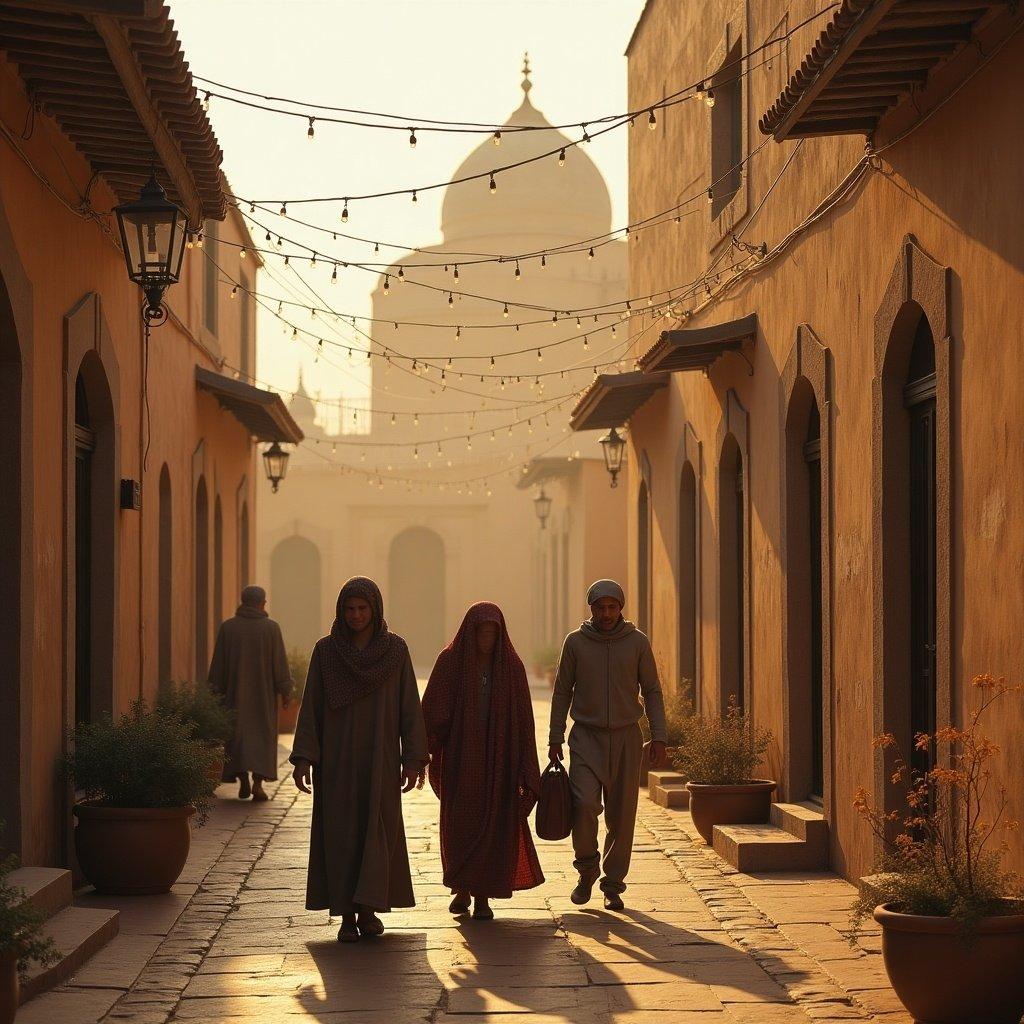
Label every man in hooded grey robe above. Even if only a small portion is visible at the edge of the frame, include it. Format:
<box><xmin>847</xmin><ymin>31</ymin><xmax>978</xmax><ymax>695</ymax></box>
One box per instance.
<box><xmin>548</xmin><ymin>579</ymin><xmax>667</xmax><ymax>910</ymax></box>
<box><xmin>209</xmin><ymin>585</ymin><xmax>292</xmax><ymax>799</ymax></box>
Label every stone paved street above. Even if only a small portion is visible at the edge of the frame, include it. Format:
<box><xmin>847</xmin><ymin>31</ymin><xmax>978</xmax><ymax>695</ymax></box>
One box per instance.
<box><xmin>19</xmin><ymin>688</ymin><xmax>911</xmax><ymax>1024</ymax></box>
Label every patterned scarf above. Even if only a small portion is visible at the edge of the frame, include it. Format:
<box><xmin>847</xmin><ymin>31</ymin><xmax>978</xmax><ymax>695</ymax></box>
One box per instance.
<box><xmin>319</xmin><ymin>577</ymin><xmax>408</xmax><ymax>710</ymax></box>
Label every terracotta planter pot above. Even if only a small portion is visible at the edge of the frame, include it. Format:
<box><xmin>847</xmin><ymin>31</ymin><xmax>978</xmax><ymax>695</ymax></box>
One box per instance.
<box><xmin>74</xmin><ymin>802</ymin><xmax>195</xmax><ymax>895</ymax></box>
<box><xmin>277</xmin><ymin>697</ymin><xmax>299</xmax><ymax>734</ymax></box>
<box><xmin>0</xmin><ymin>950</ymin><xmax>17</xmax><ymax>1024</ymax></box>
<box><xmin>874</xmin><ymin>904</ymin><xmax>1024</xmax><ymax>1024</ymax></box>
<box><xmin>685</xmin><ymin>780</ymin><xmax>776</xmax><ymax>843</ymax></box>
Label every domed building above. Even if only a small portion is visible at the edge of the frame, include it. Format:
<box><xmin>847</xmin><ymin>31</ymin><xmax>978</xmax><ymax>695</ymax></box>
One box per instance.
<box><xmin>258</xmin><ymin>61</ymin><xmax>628</xmax><ymax>670</ymax></box>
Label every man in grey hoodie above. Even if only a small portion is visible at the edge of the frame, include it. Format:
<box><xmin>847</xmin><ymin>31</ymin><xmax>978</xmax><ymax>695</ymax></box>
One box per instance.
<box><xmin>548</xmin><ymin>580</ymin><xmax>667</xmax><ymax>910</ymax></box>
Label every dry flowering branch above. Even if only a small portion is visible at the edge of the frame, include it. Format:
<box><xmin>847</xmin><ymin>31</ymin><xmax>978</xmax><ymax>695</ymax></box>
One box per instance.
<box><xmin>851</xmin><ymin>675</ymin><xmax>1023</xmax><ymax>940</ymax></box>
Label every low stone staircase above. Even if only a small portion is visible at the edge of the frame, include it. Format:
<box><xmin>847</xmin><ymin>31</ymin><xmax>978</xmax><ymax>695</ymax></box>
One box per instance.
<box><xmin>647</xmin><ymin>770</ymin><xmax>689</xmax><ymax>809</ymax></box>
<box><xmin>712</xmin><ymin>801</ymin><xmax>829</xmax><ymax>872</ymax></box>
<box><xmin>10</xmin><ymin>866</ymin><xmax>119</xmax><ymax>1002</ymax></box>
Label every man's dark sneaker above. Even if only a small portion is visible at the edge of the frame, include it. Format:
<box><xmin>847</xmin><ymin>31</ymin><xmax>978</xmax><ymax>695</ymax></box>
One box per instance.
<box><xmin>570</xmin><ymin>874</ymin><xmax>598</xmax><ymax>905</ymax></box>
<box><xmin>603</xmin><ymin>892</ymin><xmax>625</xmax><ymax>911</ymax></box>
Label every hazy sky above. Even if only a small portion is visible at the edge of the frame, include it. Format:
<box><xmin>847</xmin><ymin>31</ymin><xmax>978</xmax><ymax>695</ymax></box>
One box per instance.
<box><xmin>172</xmin><ymin>0</ymin><xmax>646</xmax><ymax>413</ymax></box>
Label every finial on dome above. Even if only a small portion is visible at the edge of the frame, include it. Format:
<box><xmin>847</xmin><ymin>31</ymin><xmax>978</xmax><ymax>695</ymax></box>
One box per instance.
<box><xmin>521</xmin><ymin>52</ymin><xmax>532</xmax><ymax>95</ymax></box>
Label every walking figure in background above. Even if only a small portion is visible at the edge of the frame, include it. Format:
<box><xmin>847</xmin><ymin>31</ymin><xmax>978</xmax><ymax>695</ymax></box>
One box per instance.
<box><xmin>423</xmin><ymin>602</ymin><xmax>544</xmax><ymax>921</ymax></box>
<box><xmin>548</xmin><ymin>580</ymin><xmax>667</xmax><ymax>911</ymax></box>
<box><xmin>209</xmin><ymin>585</ymin><xmax>292</xmax><ymax>802</ymax></box>
<box><xmin>290</xmin><ymin>577</ymin><xmax>427</xmax><ymax>943</ymax></box>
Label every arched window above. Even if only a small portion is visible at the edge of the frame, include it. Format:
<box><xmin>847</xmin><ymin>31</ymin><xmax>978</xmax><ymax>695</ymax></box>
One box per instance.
<box><xmin>637</xmin><ymin>480</ymin><xmax>651</xmax><ymax>635</ymax></box>
<box><xmin>678</xmin><ymin>462</ymin><xmax>698</xmax><ymax>704</ymax></box>
<box><xmin>195</xmin><ymin>477</ymin><xmax>209</xmax><ymax>680</ymax></box>
<box><xmin>213</xmin><ymin>495</ymin><xmax>223</xmax><ymax>631</ymax></box>
<box><xmin>388</xmin><ymin>527</ymin><xmax>445</xmax><ymax>670</ymax></box>
<box><xmin>239</xmin><ymin>500</ymin><xmax>250</xmax><ymax>589</ymax></box>
<box><xmin>158</xmin><ymin>466</ymin><xmax>173</xmax><ymax>685</ymax></box>
<box><xmin>710</xmin><ymin>37</ymin><xmax>743</xmax><ymax>218</ymax></box>
<box><xmin>271</xmin><ymin>535</ymin><xmax>323</xmax><ymax>656</ymax></box>
<box><xmin>74</xmin><ymin>355</ymin><xmax>115</xmax><ymax>725</ymax></box>
<box><xmin>718</xmin><ymin>435</ymin><xmax>745</xmax><ymax>713</ymax></box>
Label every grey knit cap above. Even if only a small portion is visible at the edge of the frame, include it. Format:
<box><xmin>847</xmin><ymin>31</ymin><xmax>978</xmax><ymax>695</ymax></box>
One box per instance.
<box><xmin>586</xmin><ymin>579</ymin><xmax>625</xmax><ymax>607</ymax></box>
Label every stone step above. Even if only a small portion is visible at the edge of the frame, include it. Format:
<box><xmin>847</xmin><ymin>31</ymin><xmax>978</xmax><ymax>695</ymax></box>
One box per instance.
<box><xmin>646</xmin><ymin>769</ymin><xmax>683</xmax><ymax>790</ymax></box>
<box><xmin>770</xmin><ymin>801</ymin><xmax>829</xmax><ymax>851</ymax></box>
<box><xmin>20</xmin><ymin>905</ymin><xmax>120</xmax><ymax>1003</ymax></box>
<box><xmin>648</xmin><ymin>771</ymin><xmax>689</xmax><ymax>809</ymax></box>
<box><xmin>713</xmin><ymin>823</ymin><xmax>827</xmax><ymax>872</ymax></box>
<box><xmin>8</xmin><ymin>867</ymin><xmax>73</xmax><ymax>920</ymax></box>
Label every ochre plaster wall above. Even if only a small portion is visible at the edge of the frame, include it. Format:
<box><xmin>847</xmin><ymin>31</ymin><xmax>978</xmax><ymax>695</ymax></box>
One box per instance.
<box><xmin>0</xmin><ymin>56</ymin><xmax>257</xmax><ymax>864</ymax></box>
<box><xmin>625</xmin><ymin>2</ymin><xmax>1024</xmax><ymax>880</ymax></box>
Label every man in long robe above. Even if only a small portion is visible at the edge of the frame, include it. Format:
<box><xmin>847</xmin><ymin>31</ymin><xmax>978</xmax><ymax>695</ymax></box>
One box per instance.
<box><xmin>209</xmin><ymin>585</ymin><xmax>292</xmax><ymax>800</ymax></box>
<box><xmin>290</xmin><ymin>577</ymin><xmax>428</xmax><ymax>943</ymax></box>
<box><xmin>548</xmin><ymin>580</ymin><xmax>667</xmax><ymax>910</ymax></box>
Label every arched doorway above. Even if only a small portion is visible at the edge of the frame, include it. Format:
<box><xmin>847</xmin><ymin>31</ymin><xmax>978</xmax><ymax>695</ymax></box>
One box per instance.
<box><xmin>213</xmin><ymin>495</ymin><xmax>224</xmax><ymax>631</ymax></box>
<box><xmin>0</xmin><ymin>271</ymin><xmax>23</xmax><ymax>850</ymax></box>
<box><xmin>271</xmin><ymin>535</ymin><xmax>323</xmax><ymax>656</ymax></box>
<box><xmin>637</xmin><ymin>481</ymin><xmax>651</xmax><ymax>635</ymax></box>
<box><xmin>195</xmin><ymin>477</ymin><xmax>209</xmax><ymax>680</ymax></box>
<box><xmin>388</xmin><ymin>527</ymin><xmax>445</xmax><ymax>670</ymax></box>
<box><xmin>74</xmin><ymin>354</ymin><xmax>115</xmax><ymax>725</ymax></box>
<box><xmin>718</xmin><ymin>434</ymin><xmax>745</xmax><ymax>714</ymax></box>
<box><xmin>158</xmin><ymin>465</ymin><xmax>173</xmax><ymax>685</ymax></box>
<box><xmin>678</xmin><ymin>461</ymin><xmax>698</xmax><ymax>705</ymax></box>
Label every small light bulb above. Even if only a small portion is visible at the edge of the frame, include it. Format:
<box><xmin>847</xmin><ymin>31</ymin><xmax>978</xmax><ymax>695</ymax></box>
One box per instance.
<box><xmin>558</xmin><ymin>148</ymin><xmax>566</xmax><ymax>166</ymax></box>
<box><xmin>202</xmin><ymin>91</ymin><xmax>210</xmax><ymax>111</ymax></box>
<box><xmin>341</xmin><ymin>201</ymin><xmax>349</xmax><ymax>223</ymax></box>
<box><xmin>576</xmin><ymin>317</ymin><xmax>582</xmax><ymax>330</ymax></box>
<box><xmin>409</xmin><ymin>127</ymin><xmax>417</xmax><ymax>148</ymax></box>
<box><xmin>196</xmin><ymin>232</ymin><xmax>204</xmax><ymax>249</ymax></box>
<box><xmin>398</xmin><ymin>266</ymin><xmax>405</xmax><ymax>282</ymax></box>
<box><xmin>307</xmin><ymin>117</ymin><xmax>315</xmax><ymax>139</ymax></box>
<box><xmin>280</xmin><ymin>203</ymin><xmax>287</xmax><ymax>217</ymax></box>
<box><xmin>448</xmin><ymin>293</ymin><xmax>454</xmax><ymax>307</ymax></box>
<box><xmin>696</xmin><ymin>81</ymin><xmax>706</xmax><ymax>103</ymax></box>
<box><xmin>383</xmin><ymin>275</ymin><xmax>390</xmax><ymax>295</ymax></box>
<box><xmin>230</xmin><ymin>285</ymin><xmax>238</xmax><ymax>299</ymax></box>
<box><xmin>411</xmin><ymin>190</ymin><xmax>418</xmax><ymax>203</ymax></box>
<box><xmin>453</xmin><ymin>265</ymin><xmax>460</xmax><ymax>281</ymax></box>
<box><xmin>648</xmin><ymin>108</ymin><xmax>657</xmax><ymax>130</ymax></box>
<box><xmin>583</xmin><ymin>337</ymin><xmax>589</xmax><ymax>350</ymax></box>
<box><xmin>705</xmin><ymin>88</ymin><xmax>716</xmax><ymax>108</ymax></box>
<box><xmin>514</xmin><ymin>261</ymin><xmax>521</xmax><ymax>281</ymax></box>
<box><xmin>493</xmin><ymin>130</ymin><xmax>502</xmax><ymax>146</ymax></box>
<box><xmin>240</xmin><ymin>247</ymin><xmax>247</xmax><ymax>259</ymax></box>
<box><xmin>331</xmin><ymin>265</ymin><xmax>338</xmax><ymax>283</ymax></box>
<box><xmin>503</xmin><ymin>303</ymin><xmax>509</xmax><ymax>319</ymax></box>
<box><xmin>551</xmin><ymin>314</ymin><xmax>557</xmax><ymax>327</ymax></box>
<box><xmin>489</xmin><ymin>173</ymin><xmax>497</xmax><ymax>194</ymax></box>
<box><xmin>541</xmin><ymin>254</ymin><xmax>547</xmax><ymax>268</ymax></box>
<box><xmin>588</xmin><ymin>247</ymin><xmax>595</xmax><ymax>260</ymax></box>
<box><xmin>707</xmin><ymin>187</ymin><xmax>714</xmax><ymax>205</ymax></box>
<box><xmin>581</xmin><ymin>124</ymin><xmax>591</xmax><ymax>143</ymax></box>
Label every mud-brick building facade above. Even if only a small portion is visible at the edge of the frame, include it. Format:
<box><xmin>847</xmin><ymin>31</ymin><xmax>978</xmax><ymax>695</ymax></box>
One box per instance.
<box><xmin>573</xmin><ymin>0</ymin><xmax>1024</xmax><ymax>880</ymax></box>
<box><xmin>0</xmin><ymin>1</ymin><xmax>301</xmax><ymax>867</ymax></box>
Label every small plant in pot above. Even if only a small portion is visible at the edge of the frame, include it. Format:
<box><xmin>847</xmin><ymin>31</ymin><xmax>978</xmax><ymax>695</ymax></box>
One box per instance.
<box><xmin>278</xmin><ymin>647</ymin><xmax>308</xmax><ymax>734</ymax></box>
<box><xmin>673</xmin><ymin>696</ymin><xmax>775</xmax><ymax>844</ymax></box>
<box><xmin>533</xmin><ymin>644</ymin><xmax>560</xmax><ymax>687</ymax></box>
<box><xmin>156</xmin><ymin>681</ymin><xmax>234</xmax><ymax>782</ymax></box>
<box><xmin>66</xmin><ymin>698</ymin><xmax>218</xmax><ymax>895</ymax></box>
<box><xmin>0</xmin><ymin>836</ymin><xmax>59</xmax><ymax>1024</ymax></box>
<box><xmin>852</xmin><ymin>674</ymin><xmax>1024</xmax><ymax>1024</ymax></box>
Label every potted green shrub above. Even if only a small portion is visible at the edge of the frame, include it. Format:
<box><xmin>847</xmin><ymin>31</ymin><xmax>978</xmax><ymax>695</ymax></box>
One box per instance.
<box><xmin>852</xmin><ymin>674</ymin><xmax>1024</xmax><ymax>1024</ymax></box>
<box><xmin>156</xmin><ymin>681</ymin><xmax>234</xmax><ymax>782</ymax></box>
<box><xmin>278</xmin><ymin>647</ymin><xmax>309</xmax><ymax>734</ymax></box>
<box><xmin>674</xmin><ymin>696</ymin><xmax>775</xmax><ymax>843</ymax></box>
<box><xmin>533</xmin><ymin>644</ymin><xmax>560</xmax><ymax>687</ymax></box>
<box><xmin>0</xmin><ymin>838</ymin><xmax>59</xmax><ymax>1024</ymax></box>
<box><xmin>66</xmin><ymin>699</ymin><xmax>217</xmax><ymax>895</ymax></box>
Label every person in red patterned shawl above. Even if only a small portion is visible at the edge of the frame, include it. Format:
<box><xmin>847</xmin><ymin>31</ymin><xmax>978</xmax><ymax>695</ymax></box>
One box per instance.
<box><xmin>422</xmin><ymin>602</ymin><xmax>544</xmax><ymax>920</ymax></box>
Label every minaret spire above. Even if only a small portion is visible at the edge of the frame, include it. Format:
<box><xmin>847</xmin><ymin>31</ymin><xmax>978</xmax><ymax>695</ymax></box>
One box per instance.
<box><xmin>521</xmin><ymin>52</ymin><xmax>532</xmax><ymax>96</ymax></box>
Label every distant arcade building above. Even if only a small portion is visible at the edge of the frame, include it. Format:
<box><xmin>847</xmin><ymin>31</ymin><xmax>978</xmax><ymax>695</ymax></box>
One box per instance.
<box><xmin>259</xmin><ymin>63</ymin><xmax>628</xmax><ymax>670</ymax></box>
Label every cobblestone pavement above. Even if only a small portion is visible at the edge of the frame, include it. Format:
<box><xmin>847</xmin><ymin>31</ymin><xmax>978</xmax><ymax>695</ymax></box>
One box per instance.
<box><xmin>20</xmin><ymin>688</ymin><xmax>910</xmax><ymax>1024</ymax></box>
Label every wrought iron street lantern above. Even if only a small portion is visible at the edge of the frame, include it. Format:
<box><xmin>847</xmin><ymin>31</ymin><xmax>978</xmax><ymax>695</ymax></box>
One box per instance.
<box><xmin>262</xmin><ymin>441</ymin><xmax>290</xmax><ymax>493</ymax></box>
<box><xmin>533</xmin><ymin>486</ymin><xmax>552</xmax><ymax>529</ymax></box>
<box><xmin>599</xmin><ymin>427</ymin><xmax>626</xmax><ymax>488</ymax></box>
<box><xmin>113</xmin><ymin>172</ymin><xmax>188</xmax><ymax>325</ymax></box>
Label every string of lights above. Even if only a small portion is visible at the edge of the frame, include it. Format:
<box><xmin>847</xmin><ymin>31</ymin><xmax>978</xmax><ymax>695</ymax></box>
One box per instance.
<box><xmin>193</xmin><ymin>6</ymin><xmax>834</xmax><ymax>139</ymax></box>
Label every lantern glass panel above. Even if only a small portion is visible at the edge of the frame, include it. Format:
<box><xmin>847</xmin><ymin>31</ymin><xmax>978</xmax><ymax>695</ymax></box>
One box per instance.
<box><xmin>600</xmin><ymin>428</ymin><xmax>625</xmax><ymax>474</ymax></box>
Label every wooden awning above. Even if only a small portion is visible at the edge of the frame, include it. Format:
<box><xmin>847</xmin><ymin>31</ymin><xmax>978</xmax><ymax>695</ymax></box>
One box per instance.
<box><xmin>638</xmin><ymin>313</ymin><xmax>757</xmax><ymax>374</ymax></box>
<box><xmin>570</xmin><ymin>371</ymin><xmax>669</xmax><ymax>432</ymax></box>
<box><xmin>0</xmin><ymin>0</ymin><xmax>225</xmax><ymax>224</ymax></box>
<box><xmin>759</xmin><ymin>0</ymin><xmax>1009</xmax><ymax>140</ymax></box>
<box><xmin>196</xmin><ymin>367</ymin><xmax>304</xmax><ymax>444</ymax></box>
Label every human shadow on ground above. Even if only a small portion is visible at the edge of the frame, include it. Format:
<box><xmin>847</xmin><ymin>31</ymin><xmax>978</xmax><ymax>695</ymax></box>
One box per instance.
<box><xmin>294</xmin><ymin>928</ymin><xmax>445</xmax><ymax>1022</ymax></box>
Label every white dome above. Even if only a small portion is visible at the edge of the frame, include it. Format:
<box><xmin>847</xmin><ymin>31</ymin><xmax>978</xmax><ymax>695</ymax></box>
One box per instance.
<box><xmin>440</xmin><ymin>68</ymin><xmax>613</xmax><ymax>246</ymax></box>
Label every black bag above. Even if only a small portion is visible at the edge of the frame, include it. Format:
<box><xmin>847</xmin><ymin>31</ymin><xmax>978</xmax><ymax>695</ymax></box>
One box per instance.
<box><xmin>535</xmin><ymin>759</ymin><xmax>573</xmax><ymax>841</ymax></box>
